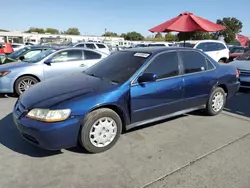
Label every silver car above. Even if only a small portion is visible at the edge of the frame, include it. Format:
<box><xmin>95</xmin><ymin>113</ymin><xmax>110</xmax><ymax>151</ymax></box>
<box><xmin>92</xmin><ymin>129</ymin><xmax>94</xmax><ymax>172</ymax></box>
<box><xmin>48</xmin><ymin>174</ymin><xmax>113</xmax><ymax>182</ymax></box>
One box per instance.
<box><xmin>0</xmin><ymin>47</ymin><xmax>108</xmax><ymax>95</ymax></box>
<box><xmin>230</xmin><ymin>50</ymin><xmax>250</xmax><ymax>89</ymax></box>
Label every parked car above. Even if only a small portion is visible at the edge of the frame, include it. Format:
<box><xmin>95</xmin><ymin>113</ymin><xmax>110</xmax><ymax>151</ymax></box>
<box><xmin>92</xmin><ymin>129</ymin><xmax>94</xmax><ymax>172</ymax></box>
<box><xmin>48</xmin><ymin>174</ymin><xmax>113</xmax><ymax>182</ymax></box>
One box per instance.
<box><xmin>176</xmin><ymin>40</ymin><xmax>229</xmax><ymax>63</ymax></box>
<box><xmin>0</xmin><ymin>47</ymin><xmax>108</xmax><ymax>95</ymax></box>
<box><xmin>11</xmin><ymin>43</ymin><xmax>25</xmax><ymax>51</ymax></box>
<box><xmin>13</xmin><ymin>47</ymin><xmax>240</xmax><ymax>153</ymax></box>
<box><xmin>148</xmin><ymin>42</ymin><xmax>173</xmax><ymax>47</ymax></box>
<box><xmin>71</xmin><ymin>42</ymin><xmax>110</xmax><ymax>54</ymax></box>
<box><xmin>0</xmin><ymin>42</ymin><xmax>14</xmax><ymax>55</ymax></box>
<box><xmin>0</xmin><ymin>45</ymin><xmax>53</xmax><ymax>64</ymax></box>
<box><xmin>230</xmin><ymin>50</ymin><xmax>250</xmax><ymax>89</ymax></box>
<box><xmin>228</xmin><ymin>46</ymin><xmax>250</xmax><ymax>62</ymax></box>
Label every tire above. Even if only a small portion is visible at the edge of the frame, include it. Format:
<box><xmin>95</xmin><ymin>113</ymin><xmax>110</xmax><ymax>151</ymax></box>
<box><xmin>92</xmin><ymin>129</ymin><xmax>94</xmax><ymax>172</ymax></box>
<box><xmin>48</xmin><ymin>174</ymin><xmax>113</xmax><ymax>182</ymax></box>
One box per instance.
<box><xmin>79</xmin><ymin>108</ymin><xmax>122</xmax><ymax>153</ymax></box>
<box><xmin>14</xmin><ymin>76</ymin><xmax>39</xmax><ymax>96</ymax></box>
<box><xmin>205</xmin><ymin>87</ymin><xmax>226</xmax><ymax>116</ymax></box>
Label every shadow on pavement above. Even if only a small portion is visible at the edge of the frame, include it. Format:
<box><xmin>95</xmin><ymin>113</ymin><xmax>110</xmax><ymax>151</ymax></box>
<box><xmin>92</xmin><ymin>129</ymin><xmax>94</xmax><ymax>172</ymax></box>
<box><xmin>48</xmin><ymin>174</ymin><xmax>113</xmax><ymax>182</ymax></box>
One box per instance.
<box><xmin>224</xmin><ymin>90</ymin><xmax>250</xmax><ymax>118</ymax></box>
<box><xmin>0</xmin><ymin>113</ymin><xmax>62</xmax><ymax>157</ymax></box>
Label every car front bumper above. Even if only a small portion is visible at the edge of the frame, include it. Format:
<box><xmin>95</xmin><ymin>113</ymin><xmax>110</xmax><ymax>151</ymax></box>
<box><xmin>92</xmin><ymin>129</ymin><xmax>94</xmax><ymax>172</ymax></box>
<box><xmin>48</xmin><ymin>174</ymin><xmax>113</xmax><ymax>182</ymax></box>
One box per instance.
<box><xmin>0</xmin><ymin>76</ymin><xmax>15</xmax><ymax>93</ymax></box>
<box><xmin>13</xmin><ymin>111</ymin><xmax>83</xmax><ymax>150</ymax></box>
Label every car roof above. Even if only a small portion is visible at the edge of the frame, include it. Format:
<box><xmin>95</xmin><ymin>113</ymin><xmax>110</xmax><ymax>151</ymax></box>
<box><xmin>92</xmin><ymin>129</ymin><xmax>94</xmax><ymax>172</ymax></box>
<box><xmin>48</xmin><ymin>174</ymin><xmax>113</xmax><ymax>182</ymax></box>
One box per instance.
<box><xmin>178</xmin><ymin>40</ymin><xmax>226</xmax><ymax>44</ymax></box>
<box><xmin>123</xmin><ymin>47</ymin><xmax>196</xmax><ymax>54</ymax></box>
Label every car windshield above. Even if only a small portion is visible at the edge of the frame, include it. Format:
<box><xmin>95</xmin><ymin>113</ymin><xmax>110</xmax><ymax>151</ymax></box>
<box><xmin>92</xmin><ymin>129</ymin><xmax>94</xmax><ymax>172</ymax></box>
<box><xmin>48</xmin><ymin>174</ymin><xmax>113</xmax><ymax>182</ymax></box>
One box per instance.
<box><xmin>24</xmin><ymin>49</ymin><xmax>56</xmax><ymax>63</ymax></box>
<box><xmin>8</xmin><ymin>47</ymin><xmax>29</xmax><ymax>59</ymax></box>
<box><xmin>236</xmin><ymin>51</ymin><xmax>250</xmax><ymax>61</ymax></box>
<box><xmin>84</xmin><ymin>51</ymin><xmax>151</xmax><ymax>84</ymax></box>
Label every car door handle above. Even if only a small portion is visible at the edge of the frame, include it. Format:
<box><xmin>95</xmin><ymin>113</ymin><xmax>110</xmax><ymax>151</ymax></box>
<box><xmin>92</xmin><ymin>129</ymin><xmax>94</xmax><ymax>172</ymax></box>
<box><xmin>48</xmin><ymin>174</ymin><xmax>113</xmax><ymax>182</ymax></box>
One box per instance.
<box><xmin>80</xmin><ymin>64</ymin><xmax>85</xmax><ymax>67</ymax></box>
<box><xmin>172</xmin><ymin>86</ymin><xmax>182</xmax><ymax>90</ymax></box>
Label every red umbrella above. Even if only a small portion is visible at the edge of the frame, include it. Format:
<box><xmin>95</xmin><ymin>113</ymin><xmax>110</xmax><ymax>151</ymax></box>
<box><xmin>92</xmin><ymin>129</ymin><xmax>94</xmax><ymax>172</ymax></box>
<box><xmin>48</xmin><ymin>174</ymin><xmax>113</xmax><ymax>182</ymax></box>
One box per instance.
<box><xmin>237</xmin><ymin>34</ymin><xmax>249</xmax><ymax>46</ymax></box>
<box><xmin>149</xmin><ymin>12</ymin><xmax>226</xmax><ymax>33</ymax></box>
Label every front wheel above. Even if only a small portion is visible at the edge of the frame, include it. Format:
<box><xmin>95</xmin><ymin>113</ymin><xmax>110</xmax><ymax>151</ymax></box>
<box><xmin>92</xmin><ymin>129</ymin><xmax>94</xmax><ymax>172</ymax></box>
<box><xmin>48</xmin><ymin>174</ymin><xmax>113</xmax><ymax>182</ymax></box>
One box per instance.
<box><xmin>14</xmin><ymin>76</ymin><xmax>39</xmax><ymax>96</ymax></box>
<box><xmin>205</xmin><ymin>87</ymin><xmax>226</xmax><ymax>116</ymax></box>
<box><xmin>79</xmin><ymin>108</ymin><xmax>122</xmax><ymax>153</ymax></box>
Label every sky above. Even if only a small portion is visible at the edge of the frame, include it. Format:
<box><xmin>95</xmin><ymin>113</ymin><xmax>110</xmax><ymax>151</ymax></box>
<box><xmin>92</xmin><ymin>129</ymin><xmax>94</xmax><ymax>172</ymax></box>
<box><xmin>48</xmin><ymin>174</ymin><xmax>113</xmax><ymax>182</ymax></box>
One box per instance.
<box><xmin>3</xmin><ymin>0</ymin><xmax>250</xmax><ymax>37</ymax></box>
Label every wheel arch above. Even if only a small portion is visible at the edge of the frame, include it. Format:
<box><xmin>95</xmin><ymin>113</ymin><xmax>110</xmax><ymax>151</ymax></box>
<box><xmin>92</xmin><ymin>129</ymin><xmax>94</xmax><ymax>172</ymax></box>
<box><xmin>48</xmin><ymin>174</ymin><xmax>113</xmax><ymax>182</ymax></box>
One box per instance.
<box><xmin>89</xmin><ymin>104</ymin><xmax>128</xmax><ymax>133</ymax></box>
<box><xmin>13</xmin><ymin>74</ymin><xmax>41</xmax><ymax>93</ymax></box>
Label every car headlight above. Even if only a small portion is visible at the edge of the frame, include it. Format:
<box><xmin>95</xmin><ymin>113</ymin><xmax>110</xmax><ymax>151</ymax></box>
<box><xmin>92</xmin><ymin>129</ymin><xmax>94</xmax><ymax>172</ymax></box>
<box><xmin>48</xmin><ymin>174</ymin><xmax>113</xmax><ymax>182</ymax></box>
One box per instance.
<box><xmin>0</xmin><ymin>71</ymin><xmax>11</xmax><ymax>77</ymax></box>
<box><xmin>26</xmin><ymin>108</ymin><xmax>71</xmax><ymax>122</ymax></box>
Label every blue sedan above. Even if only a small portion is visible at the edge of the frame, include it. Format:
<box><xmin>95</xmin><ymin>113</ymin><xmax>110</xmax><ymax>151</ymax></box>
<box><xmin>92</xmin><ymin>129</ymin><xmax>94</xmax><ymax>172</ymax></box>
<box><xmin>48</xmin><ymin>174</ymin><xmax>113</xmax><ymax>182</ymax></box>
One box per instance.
<box><xmin>13</xmin><ymin>47</ymin><xmax>240</xmax><ymax>153</ymax></box>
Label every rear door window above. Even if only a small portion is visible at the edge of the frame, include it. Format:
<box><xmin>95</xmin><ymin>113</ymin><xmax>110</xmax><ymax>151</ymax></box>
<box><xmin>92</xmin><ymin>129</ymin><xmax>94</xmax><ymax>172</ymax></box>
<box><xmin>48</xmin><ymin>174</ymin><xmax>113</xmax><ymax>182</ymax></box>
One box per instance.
<box><xmin>84</xmin><ymin>50</ymin><xmax>101</xmax><ymax>60</ymax></box>
<box><xmin>85</xmin><ymin>43</ymin><xmax>96</xmax><ymax>49</ymax></box>
<box><xmin>180</xmin><ymin>51</ymin><xmax>213</xmax><ymax>74</ymax></box>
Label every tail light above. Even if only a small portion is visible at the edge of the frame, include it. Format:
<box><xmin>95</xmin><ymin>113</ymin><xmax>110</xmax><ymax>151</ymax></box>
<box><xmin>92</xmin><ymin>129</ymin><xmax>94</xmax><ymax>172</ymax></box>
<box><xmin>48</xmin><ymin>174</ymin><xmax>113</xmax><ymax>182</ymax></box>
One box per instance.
<box><xmin>236</xmin><ymin>69</ymin><xmax>240</xmax><ymax>78</ymax></box>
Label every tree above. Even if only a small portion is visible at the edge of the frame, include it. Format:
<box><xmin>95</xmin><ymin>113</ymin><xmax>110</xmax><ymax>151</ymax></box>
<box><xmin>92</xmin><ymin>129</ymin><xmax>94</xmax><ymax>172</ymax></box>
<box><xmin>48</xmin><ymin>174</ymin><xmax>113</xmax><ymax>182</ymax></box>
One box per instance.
<box><xmin>165</xmin><ymin>33</ymin><xmax>179</xmax><ymax>41</ymax></box>
<box><xmin>63</xmin><ymin>27</ymin><xmax>80</xmax><ymax>35</ymax></box>
<box><xmin>25</xmin><ymin>27</ymin><xmax>45</xmax><ymax>33</ymax></box>
<box><xmin>45</xmin><ymin>28</ymin><xmax>59</xmax><ymax>34</ymax></box>
<box><xmin>214</xmin><ymin>17</ymin><xmax>243</xmax><ymax>43</ymax></box>
<box><xmin>177</xmin><ymin>32</ymin><xmax>214</xmax><ymax>41</ymax></box>
<box><xmin>155</xmin><ymin>32</ymin><xmax>163</xmax><ymax>39</ymax></box>
<box><xmin>123</xmin><ymin>32</ymin><xmax>144</xmax><ymax>41</ymax></box>
<box><xmin>102</xmin><ymin>31</ymin><xmax>118</xmax><ymax>37</ymax></box>
<box><xmin>0</xmin><ymin>29</ymin><xmax>9</xmax><ymax>32</ymax></box>
<box><xmin>120</xmin><ymin>33</ymin><xmax>127</xmax><ymax>38</ymax></box>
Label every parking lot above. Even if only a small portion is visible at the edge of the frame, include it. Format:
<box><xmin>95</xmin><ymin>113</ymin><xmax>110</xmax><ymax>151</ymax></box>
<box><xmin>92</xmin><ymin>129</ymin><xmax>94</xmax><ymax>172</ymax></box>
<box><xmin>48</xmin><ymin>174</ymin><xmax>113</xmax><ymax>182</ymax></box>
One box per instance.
<box><xmin>0</xmin><ymin>91</ymin><xmax>250</xmax><ymax>188</ymax></box>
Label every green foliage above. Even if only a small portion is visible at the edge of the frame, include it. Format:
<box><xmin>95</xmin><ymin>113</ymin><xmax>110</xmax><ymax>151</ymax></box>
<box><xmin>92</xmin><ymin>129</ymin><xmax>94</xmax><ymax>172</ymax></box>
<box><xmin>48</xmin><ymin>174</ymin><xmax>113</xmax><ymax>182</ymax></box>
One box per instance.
<box><xmin>120</xmin><ymin>33</ymin><xmax>127</xmax><ymax>38</ymax></box>
<box><xmin>45</xmin><ymin>28</ymin><xmax>59</xmax><ymax>34</ymax></box>
<box><xmin>177</xmin><ymin>32</ymin><xmax>214</xmax><ymax>41</ymax></box>
<box><xmin>25</xmin><ymin>27</ymin><xmax>45</xmax><ymax>33</ymax></box>
<box><xmin>0</xmin><ymin>29</ymin><xmax>9</xmax><ymax>32</ymax></box>
<box><xmin>214</xmin><ymin>17</ymin><xmax>243</xmax><ymax>43</ymax></box>
<box><xmin>155</xmin><ymin>32</ymin><xmax>163</xmax><ymax>38</ymax></box>
<box><xmin>102</xmin><ymin>32</ymin><xmax>118</xmax><ymax>37</ymax></box>
<box><xmin>62</xmin><ymin>27</ymin><xmax>80</xmax><ymax>35</ymax></box>
<box><xmin>165</xmin><ymin>33</ymin><xmax>179</xmax><ymax>41</ymax></box>
<box><xmin>122</xmin><ymin>32</ymin><xmax>144</xmax><ymax>41</ymax></box>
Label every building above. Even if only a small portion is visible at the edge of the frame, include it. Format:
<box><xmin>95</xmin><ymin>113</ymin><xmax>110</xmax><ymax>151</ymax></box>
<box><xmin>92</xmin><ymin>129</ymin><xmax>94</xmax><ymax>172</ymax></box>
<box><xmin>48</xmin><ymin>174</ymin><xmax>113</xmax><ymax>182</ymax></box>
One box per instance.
<box><xmin>0</xmin><ymin>31</ymin><xmax>125</xmax><ymax>45</ymax></box>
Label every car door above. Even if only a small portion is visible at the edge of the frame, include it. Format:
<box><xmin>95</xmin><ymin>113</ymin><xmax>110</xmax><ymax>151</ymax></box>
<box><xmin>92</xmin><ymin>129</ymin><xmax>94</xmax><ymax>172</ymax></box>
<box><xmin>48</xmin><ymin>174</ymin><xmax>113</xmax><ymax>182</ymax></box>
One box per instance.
<box><xmin>43</xmin><ymin>49</ymin><xmax>84</xmax><ymax>79</ymax></box>
<box><xmin>196</xmin><ymin>42</ymin><xmax>221</xmax><ymax>61</ymax></box>
<box><xmin>81</xmin><ymin>50</ymin><xmax>103</xmax><ymax>70</ymax></box>
<box><xmin>179</xmin><ymin>50</ymin><xmax>217</xmax><ymax>109</ymax></box>
<box><xmin>130</xmin><ymin>51</ymin><xmax>184</xmax><ymax>123</ymax></box>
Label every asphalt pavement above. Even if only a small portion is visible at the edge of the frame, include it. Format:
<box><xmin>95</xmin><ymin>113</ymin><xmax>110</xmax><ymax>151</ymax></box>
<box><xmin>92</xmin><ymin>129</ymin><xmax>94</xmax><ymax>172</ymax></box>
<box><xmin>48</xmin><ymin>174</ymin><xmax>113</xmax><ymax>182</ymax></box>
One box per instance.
<box><xmin>0</xmin><ymin>91</ymin><xmax>250</xmax><ymax>188</ymax></box>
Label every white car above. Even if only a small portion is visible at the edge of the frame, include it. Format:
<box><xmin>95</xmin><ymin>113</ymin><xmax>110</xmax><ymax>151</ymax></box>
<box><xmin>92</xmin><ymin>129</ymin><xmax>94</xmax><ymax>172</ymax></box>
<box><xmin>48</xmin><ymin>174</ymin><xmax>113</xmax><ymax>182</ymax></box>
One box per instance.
<box><xmin>11</xmin><ymin>43</ymin><xmax>25</xmax><ymax>51</ymax></box>
<box><xmin>72</xmin><ymin>42</ymin><xmax>110</xmax><ymax>55</ymax></box>
<box><xmin>177</xmin><ymin>40</ymin><xmax>229</xmax><ymax>63</ymax></box>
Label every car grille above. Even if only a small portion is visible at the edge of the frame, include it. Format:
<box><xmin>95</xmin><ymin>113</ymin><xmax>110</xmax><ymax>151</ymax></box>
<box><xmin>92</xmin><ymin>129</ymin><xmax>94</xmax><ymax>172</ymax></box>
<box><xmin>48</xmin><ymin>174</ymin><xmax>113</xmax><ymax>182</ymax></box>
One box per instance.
<box><xmin>239</xmin><ymin>69</ymin><xmax>250</xmax><ymax>77</ymax></box>
<box><xmin>240</xmin><ymin>81</ymin><xmax>250</xmax><ymax>87</ymax></box>
<box><xmin>15</xmin><ymin>100</ymin><xmax>28</xmax><ymax>117</ymax></box>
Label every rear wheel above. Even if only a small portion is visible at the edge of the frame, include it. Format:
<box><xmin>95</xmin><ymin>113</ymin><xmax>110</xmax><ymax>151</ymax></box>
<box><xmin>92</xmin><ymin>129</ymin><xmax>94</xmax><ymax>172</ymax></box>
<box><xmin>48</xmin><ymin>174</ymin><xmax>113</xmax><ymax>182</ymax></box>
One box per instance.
<box><xmin>79</xmin><ymin>108</ymin><xmax>122</xmax><ymax>153</ymax></box>
<box><xmin>205</xmin><ymin>87</ymin><xmax>226</xmax><ymax>116</ymax></box>
<box><xmin>14</xmin><ymin>76</ymin><xmax>39</xmax><ymax>96</ymax></box>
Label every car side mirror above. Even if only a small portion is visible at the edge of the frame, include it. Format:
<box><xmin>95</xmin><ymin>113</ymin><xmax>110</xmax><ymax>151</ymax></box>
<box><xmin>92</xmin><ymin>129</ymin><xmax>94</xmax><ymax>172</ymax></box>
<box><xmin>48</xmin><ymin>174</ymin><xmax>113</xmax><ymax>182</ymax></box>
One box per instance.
<box><xmin>44</xmin><ymin>58</ymin><xmax>52</xmax><ymax>65</ymax></box>
<box><xmin>19</xmin><ymin>56</ymin><xmax>25</xmax><ymax>61</ymax></box>
<box><xmin>138</xmin><ymin>73</ymin><xmax>158</xmax><ymax>84</ymax></box>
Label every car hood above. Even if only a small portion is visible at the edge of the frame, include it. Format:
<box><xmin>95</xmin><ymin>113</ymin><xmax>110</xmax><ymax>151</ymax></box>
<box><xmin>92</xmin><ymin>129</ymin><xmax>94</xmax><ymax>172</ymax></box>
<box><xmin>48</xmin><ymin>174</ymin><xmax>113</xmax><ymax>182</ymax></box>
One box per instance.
<box><xmin>0</xmin><ymin>61</ymin><xmax>30</xmax><ymax>70</ymax></box>
<box><xmin>20</xmin><ymin>72</ymin><xmax>118</xmax><ymax>109</ymax></box>
<box><xmin>230</xmin><ymin>60</ymin><xmax>250</xmax><ymax>71</ymax></box>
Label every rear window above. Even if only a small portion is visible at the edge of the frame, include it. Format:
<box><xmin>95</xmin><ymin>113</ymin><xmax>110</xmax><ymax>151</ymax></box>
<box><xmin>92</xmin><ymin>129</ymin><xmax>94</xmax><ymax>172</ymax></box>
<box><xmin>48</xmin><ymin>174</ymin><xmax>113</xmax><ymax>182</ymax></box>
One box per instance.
<box><xmin>96</xmin><ymin>44</ymin><xmax>106</xmax><ymax>49</ymax></box>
